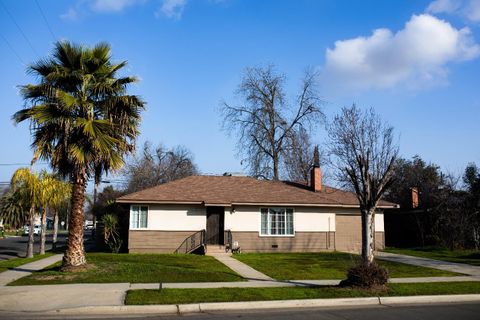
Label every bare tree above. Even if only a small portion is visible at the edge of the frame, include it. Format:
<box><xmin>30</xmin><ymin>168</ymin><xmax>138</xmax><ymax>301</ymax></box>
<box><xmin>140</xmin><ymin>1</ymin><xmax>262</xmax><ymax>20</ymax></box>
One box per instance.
<box><xmin>329</xmin><ymin>105</ymin><xmax>398</xmax><ymax>264</ymax></box>
<box><xmin>221</xmin><ymin>65</ymin><xmax>324</xmax><ymax>180</ymax></box>
<box><xmin>123</xmin><ymin>142</ymin><xmax>199</xmax><ymax>193</ymax></box>
<box><xmin>283</xmin><ymin>127</ymin><xmax>327</xmax><ymax>183</ymax></box>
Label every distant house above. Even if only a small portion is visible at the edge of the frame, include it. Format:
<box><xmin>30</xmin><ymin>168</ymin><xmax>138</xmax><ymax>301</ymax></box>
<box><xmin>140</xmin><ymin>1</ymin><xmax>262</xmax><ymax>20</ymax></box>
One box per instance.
<box><xmin>117</xmin><ymin>165</ymin><xmax>398</xmax><ymax>254</ymax></box>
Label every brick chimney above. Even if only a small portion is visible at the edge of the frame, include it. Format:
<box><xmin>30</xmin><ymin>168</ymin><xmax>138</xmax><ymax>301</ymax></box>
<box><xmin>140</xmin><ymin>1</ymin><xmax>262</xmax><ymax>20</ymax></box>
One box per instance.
<box><xmin>310</xmin><ymin>146</ymin><xmax>322</xmax><ymax>192</ymax></box>
<box><xmin>411</xmin><ymin>187</ymin><xmax>419</xmax><ymax>209</ymax></box>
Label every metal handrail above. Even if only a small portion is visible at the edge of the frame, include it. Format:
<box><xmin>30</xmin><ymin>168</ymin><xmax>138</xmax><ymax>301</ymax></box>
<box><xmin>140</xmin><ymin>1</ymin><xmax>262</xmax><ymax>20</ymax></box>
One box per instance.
<box><xmin>174</xmin><ymin>229</ymin><xmax>206</xmax><ymax>254</ymax></box>
<box><xmin>224</xmin><ymin>229</ymin><xmax>233</xmax><ymax>252</ymax></box>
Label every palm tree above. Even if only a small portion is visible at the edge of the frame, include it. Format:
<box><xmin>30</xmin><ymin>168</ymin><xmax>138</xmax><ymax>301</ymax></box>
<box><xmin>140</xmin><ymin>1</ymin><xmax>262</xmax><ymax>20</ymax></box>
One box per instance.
<box><xmin>0</xmin><ymin>190</ymin><xmax>29</xmax><ymax>230</ymax></box>
<box><xmin>13</xmin><ymin>41</ymin><xmax>144</xmax><ymax>269</ymax></box>
<box><xmin>38</xmin><ymin>171</ymin><xmax>55</xmax><ymax>255</ymax></box>
<box><xmin>11</xmin><ymin>168</ymin><xmax>41</xmax><ymax>258</ymax></box>
<box><xmin>50</xmin><ymin>179</ymin><xmax>71</xmax><ymax>250</ymax></box>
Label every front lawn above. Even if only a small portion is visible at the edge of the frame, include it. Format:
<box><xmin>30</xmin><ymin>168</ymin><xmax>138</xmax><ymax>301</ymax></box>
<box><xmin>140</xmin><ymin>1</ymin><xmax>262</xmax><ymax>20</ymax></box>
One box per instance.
<box><xmin>385</xmin><ymin>247</ymin><xmax>480</xmax><ymax>266</ymax></box>
<box><xmin>0</xmin><ymin>253</ymin><xmax>55</xmax><ymax>273</ymax></box>
<box><xmin>234</xmin><ymin>252</ymin><xmax>462</xmax><ymax>280</ymax></box>
<box><xmin>10</xmin><ymin>253</ymin><xmax>243</xmax><ymax>285</ymax></box>
<box><xmin>126</xmin><ymin>281</ymin><xmax>480</xmax><ymax>305</ymax></box>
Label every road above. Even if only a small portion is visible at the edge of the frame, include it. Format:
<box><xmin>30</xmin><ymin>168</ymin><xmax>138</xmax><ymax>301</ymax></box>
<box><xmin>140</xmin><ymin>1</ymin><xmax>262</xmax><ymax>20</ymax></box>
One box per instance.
<box><xmin>0</xmin><ymin>234</ymin><xmax>67</xmax><ymax>260</ymax></box>
<box><xmin>0</xmin><ymin>302</ymin><xmax>478</xmax><ymax>320</ymax></box>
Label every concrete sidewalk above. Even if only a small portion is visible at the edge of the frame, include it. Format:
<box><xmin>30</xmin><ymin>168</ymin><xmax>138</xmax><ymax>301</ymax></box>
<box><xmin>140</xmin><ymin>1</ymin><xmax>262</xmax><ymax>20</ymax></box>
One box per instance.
<box><xmin>0</xmin><ymin>254</ymin><xmax>63</xmax><ymax>286</ymax></box>
<box><xmin>210</xmin><ymin>253</ymin><xmax>273</xmax><ymax>281</ymax></box>
<box><xmin>376</xmin><ymin>251</ymin><xmax>480</xmax><ymax>276</ymax></box>
<box><xmin>0</xmin><ymin>283</ymin><xmax>130</xmax><ymax>312</ymax></box>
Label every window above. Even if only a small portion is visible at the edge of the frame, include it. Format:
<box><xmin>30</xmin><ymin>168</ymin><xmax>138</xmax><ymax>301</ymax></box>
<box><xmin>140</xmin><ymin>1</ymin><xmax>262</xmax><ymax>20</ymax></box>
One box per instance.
<box><xmin>260</xmin><ymin>208</ymin><xmax>294</xmax><ymax>236</ymax></box>
<box><xmin>131</xmin><ymin>205</ymin><xmax>148</xmax><ymax>229</ymax></box>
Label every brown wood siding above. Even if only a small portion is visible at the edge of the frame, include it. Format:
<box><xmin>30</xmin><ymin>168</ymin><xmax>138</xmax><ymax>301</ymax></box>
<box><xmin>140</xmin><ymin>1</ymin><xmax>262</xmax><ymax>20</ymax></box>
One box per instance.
<box><xmin>231</xmin><ymin>231</ymin><xmax>335</xmax><ymax>252</ymax></box>
<box><xmin>375</xmin><ymin>232</ymin><xmax>385</xmax><ymax>250</ymax></box>
<box><xmin>128</xmin><ymin>230</ymin><xmax>199</xmax><ymax>253</ymax></box>
<box><xmin>335</xmin><ymin>215</ymin><xmax>385</xmax><ymax>252</ymax></box>
<box><xmin>335</xmin><ymin>215</ymin><xmax>362</xmax><ymax>252</ymax></box>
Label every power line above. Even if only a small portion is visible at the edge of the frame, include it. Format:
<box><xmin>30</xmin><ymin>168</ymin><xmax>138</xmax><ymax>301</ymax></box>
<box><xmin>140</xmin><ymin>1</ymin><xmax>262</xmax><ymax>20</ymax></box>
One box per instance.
<box><xmin>0</xmin><ymin>163</ymin><xmax>48</xmax><ymax>166</ymax></box>
<box><xmin>34</xmin><ymin>0</ymin><xmax>57</xmax><ymax>41</ymax></box>
<box><xmin>0</xmin><ymin>1</ymin><xmax>40</xmax><ymax>57</ymax></box>
<box><xmin>0</xmin><ymin>32</ymin><xmax>25</xmax><ymax>65</ymax></box>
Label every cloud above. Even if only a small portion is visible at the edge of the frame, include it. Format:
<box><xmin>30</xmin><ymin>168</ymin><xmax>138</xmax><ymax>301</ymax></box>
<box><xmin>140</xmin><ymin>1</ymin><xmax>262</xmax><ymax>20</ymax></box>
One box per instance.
<box><xmin>426</xmin><ymin>0</ymin><xmax>480</xmax><ymax>22</ymax></box>
<box><xmin>60</xmin><ymin>0</ymin><xmax>193</xmax><ymax>20</ymax></box>
<box><xmin>319</xmin><ymin>14</ymin><xmax>480</xmax><ymax>92</ymax></box>
<box><xmin>60</xmin><ymin>7</ymin><xmax>79</xmax><ymax>21</ymax></box>
<box><xmin>91</xmin><ymin>0</ymin><xmax>146</xmax><ymax>12</ymax></box>
<box><xmin>157</xmin><ymin>0</ymin><xmax>188</xmax><ymax>20</ymax></box>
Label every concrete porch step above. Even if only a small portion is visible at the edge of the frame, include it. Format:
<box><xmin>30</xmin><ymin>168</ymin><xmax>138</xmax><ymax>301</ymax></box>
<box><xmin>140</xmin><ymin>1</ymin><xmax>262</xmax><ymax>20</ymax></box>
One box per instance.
<box><xmin>205</xmin><ymin>245</ymin><xmax>228</xmax><ymax>255</ymax></box>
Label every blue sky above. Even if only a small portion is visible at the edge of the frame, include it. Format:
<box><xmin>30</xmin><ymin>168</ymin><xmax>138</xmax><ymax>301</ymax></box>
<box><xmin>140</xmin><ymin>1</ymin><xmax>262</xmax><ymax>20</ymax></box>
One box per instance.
<box><xmin>1</xmin><ymin>0</ymin><xmax>479</xmax><ymax>190</ymax></box>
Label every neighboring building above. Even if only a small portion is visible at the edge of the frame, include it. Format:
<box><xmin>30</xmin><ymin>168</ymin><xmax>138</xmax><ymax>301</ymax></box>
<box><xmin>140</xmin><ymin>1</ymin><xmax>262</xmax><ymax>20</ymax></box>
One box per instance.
<box><xmin>117</xmin><ymin>165</ymin><xmax>398</xmax><ymax>254</ymax></box>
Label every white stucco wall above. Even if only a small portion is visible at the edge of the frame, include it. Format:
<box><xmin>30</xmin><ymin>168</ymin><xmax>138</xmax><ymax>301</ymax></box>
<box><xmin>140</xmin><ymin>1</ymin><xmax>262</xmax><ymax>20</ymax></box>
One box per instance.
<box><xmin>130</xmin><ymin>204</ymin><xmax>206</xmax><ymax>231</ymax></box>
<box><xmin>130</xmin><ymin>204</ymin><xmax>385</xmax><ymax>233</ymax></box>
<box><xmin>224</xmin><ymin>205</ymin><xmax>336</xmax><ymax>233</ymax></box>
<box><xmin>375</xmin><ymin>213</ymin><xmax>384</xmax><ymax>232</ymax></box>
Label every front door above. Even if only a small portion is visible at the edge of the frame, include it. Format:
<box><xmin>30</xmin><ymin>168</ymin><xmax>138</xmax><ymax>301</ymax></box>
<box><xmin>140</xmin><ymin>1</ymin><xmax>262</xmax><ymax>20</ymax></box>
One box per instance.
<box><xmin>206</xmin><ymin>207</ymin><xmax>225</xmax><ymax>245</ymax></box>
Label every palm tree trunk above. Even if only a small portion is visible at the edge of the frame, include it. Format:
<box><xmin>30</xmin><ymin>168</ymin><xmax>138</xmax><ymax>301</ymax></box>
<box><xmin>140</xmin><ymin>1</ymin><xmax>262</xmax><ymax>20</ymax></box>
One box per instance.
<box><xmin>53</xmin><ymin>210</ymin><xmax>59</xmax><ymax>250</ymax></box>
<box><xmin>40</xmin><ymin>207</ymin><xmax>47</xmax><ymax>254</ymax></box>
<box><xmin>62</xmin><ymin>170</ymin><xmax>87</xmax><ymax>269</ymax></box>
<box><xmin>361</xmin><ymin>208</ymin><xmax>375</xmax><ymax>264</ymax></box>
<box><xmin>26</xmin><ymin>206</ymin><xmax>35</xmax><ymax>258</ymax></box>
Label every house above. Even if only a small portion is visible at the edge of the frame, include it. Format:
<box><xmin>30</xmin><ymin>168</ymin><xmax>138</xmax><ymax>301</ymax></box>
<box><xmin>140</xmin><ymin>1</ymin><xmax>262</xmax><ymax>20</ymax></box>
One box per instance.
<box><xmin>116</xmin><ymin>165</ymin><xmax>398</xmax><ymax>254</ymax></box>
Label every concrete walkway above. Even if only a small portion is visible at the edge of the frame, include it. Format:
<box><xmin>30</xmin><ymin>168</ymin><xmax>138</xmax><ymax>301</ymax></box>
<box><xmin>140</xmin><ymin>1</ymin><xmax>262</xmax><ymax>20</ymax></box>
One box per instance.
<box><xmin>0</xmin><ymin>253</ymin><xmax>63</xmax><ymax>286</ymax></box>
<box><xmin>376</xmin><ymin>251</ymin><xmax>480</xmax><ymax>276</ymax></box>
<box><xmin>210</xmin><ymin>253</ymin><xmax>273</xmax><ymax>281</ymax></box>
<box><xmin>0</xmin><ymin>283</ymin><xmax>129</xmax><ymax>312</ymax></box>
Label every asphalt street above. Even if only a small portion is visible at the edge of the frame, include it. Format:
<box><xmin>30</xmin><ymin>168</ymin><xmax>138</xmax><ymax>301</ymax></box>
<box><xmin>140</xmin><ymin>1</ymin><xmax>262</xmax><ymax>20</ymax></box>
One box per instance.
<box><xmin>0</xmin><ymin>234</ymin><xmax>67</xmax><ymax>260</ymax></box>
<box><xmin>0</xmin><ymin>303</ymin><xmax>479</xmax><ymax>320</ymax></box>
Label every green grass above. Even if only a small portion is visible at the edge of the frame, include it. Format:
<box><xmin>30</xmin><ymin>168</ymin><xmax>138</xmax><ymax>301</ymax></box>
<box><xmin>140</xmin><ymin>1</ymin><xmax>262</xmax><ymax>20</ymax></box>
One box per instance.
<box><xmin>0</xmin><ymin>253</ymin><xmax>55</xmax><ymax>273</ymax></box>
<box><xmin>234</xmin><ymin>252</ymin><xmax>462</xmax><ymax>280</ymax></box>
<box><xmin>10</xmin><ymin>253</ymin><xmax>243</xmax><ymax>286</ymax></box>
<box><xmin>385</xmin><ymin>247</ymin><xmax>480</xmax><ymax>266</ymax></box>
<box><xmin>125</xmin><ymin>281</ymin><xmax>480</xmax><ymax>305</ymax></box>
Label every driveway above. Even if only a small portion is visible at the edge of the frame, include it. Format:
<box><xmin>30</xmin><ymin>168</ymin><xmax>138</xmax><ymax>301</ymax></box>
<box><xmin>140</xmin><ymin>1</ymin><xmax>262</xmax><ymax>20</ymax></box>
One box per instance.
<box><xmin>0</xmin><ymin>234</ymin><xmax>67</xmax><ymax>260</ymax></box>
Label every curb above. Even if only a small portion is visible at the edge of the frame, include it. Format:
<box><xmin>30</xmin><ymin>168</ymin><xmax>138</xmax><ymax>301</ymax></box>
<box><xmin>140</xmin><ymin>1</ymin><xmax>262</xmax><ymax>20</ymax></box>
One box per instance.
<box><xmin>47</xmin><ymin>294</ymin><xmax>480</xmax><ymax>316</ymax></box>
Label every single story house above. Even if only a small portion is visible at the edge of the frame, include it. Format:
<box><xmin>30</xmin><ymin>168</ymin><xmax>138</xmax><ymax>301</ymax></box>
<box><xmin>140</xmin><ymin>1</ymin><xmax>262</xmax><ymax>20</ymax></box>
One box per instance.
<box><xmin>116</xmin><ymin>165</ymin><xmax>398</xmax><ymax>254</ymax></box>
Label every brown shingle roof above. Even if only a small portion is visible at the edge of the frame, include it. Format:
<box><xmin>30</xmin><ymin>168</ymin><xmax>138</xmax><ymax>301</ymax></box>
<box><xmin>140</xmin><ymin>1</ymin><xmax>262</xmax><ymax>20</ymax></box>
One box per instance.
<box><xmin>117</xmin><ymin>175</ymin><xmax>397</xmax><ymax>208</ymax></box>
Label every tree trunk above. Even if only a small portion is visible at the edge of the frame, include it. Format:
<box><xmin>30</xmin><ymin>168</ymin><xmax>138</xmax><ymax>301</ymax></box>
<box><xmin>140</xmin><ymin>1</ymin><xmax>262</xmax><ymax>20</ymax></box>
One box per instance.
<box><xmin>40</xmin><ymin>207</ymin><xmax>47</xmax><ymax>255</ymax></box>
<box><xmin>62</xmin><ymin>169</ymin><xmax>87</xmax><ymax>269</ymax></box>
<box><xmin>361</xmin><ymin>208</ymin><xmax>375</xmax><ymax>264</ymax></box>
<box><xmin>272</xmin><ymin>153</ymin><xmax>279</xmax><ymax>180</ymax></box>
<box><xmin>26</xmin><ymin>206</ymin><xmax>35</xmax><ymax>258</ymax></box>
<box><xmin>53</xmin><ymin>210</ymin><xmax>59</xmax><ymax>250</ymax></box>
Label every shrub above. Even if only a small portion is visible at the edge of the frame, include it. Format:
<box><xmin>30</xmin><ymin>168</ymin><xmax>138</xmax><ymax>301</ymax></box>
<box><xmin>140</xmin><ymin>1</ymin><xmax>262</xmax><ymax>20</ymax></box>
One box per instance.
<box><xmin>340</xmin><ymin>261</ymin><xmax>389</xmax><ymax>288</ymax></box>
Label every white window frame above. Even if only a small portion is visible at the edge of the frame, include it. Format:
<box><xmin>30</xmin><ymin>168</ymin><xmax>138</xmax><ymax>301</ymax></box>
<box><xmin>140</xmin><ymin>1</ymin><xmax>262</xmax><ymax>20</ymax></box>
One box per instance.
<box><xmin>130</xmin><ymin>205</ymin><xmax>149</xmax><ymax>229</ymax></box>
<box><xmin>259</xmin><ymin>207</ymin><xmax>295</xmax><ymax>237</ymax></box>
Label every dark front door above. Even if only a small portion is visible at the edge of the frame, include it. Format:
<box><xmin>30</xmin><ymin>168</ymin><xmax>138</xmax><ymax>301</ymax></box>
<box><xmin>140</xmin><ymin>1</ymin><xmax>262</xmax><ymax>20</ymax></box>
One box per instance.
<box><xmin>206</xmin><ymin>207</ymin><xmax>225</xmax><ymax>245</ymax></box>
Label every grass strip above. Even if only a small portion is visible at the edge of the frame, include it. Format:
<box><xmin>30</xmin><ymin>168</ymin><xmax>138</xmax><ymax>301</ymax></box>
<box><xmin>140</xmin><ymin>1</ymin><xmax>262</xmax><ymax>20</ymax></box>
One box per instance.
<box><xmin>10</xmin><ymin>252</ymin><xmax>243</xmax><ymax>285</ymax></box>
<box><xmin>125</xmin><ymin>281</ymin><xmax>480</xmax><ymax>305</ymax></box>
<box><xmin>234</xmin><ymin>252</ymin><xmax>461</xmax><ymax>280</ymax></box>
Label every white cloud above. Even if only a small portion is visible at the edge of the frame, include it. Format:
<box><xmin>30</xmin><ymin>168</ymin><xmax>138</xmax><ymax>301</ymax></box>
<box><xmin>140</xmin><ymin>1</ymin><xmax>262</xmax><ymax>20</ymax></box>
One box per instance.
<box><xmin>427</xmin><ymin>0</ymin><xmax>480</xmax><ymax>22</ymax></box>
<box><xmin>319</xmin><ymin>14</ymin><xmax>480</xmax><ymax>92</ymax></box>
<box><xmin>60</xmin><ymin>7</ymin><xmax>79</xmax><ymax>21</ymax></box>
<box><xmin>91</xmin><ymin>0</ymin><xmax>146</xmax><ymax>12</ymax></box>
<box><xmin>157</xmin><ymin>0</ymin><xmax>188</xmax><ymax>20</ymax></box>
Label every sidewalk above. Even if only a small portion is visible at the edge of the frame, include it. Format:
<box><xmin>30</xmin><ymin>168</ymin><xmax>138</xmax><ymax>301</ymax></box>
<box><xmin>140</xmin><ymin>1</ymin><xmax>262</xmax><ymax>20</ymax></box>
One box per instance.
<box><xmin>210</xmin><ymin>253</ymin><xmax>273</xmax><ymax>281</ymax></box>
<box><xmin>376</xmin><ymin>251</ymin><xmax>480</xmax><ymax>276</ymax></box>
<box><xmin>0</xmin><ymin>254</ymin><xmax>63</xmax><ymax>286</ymax></box>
